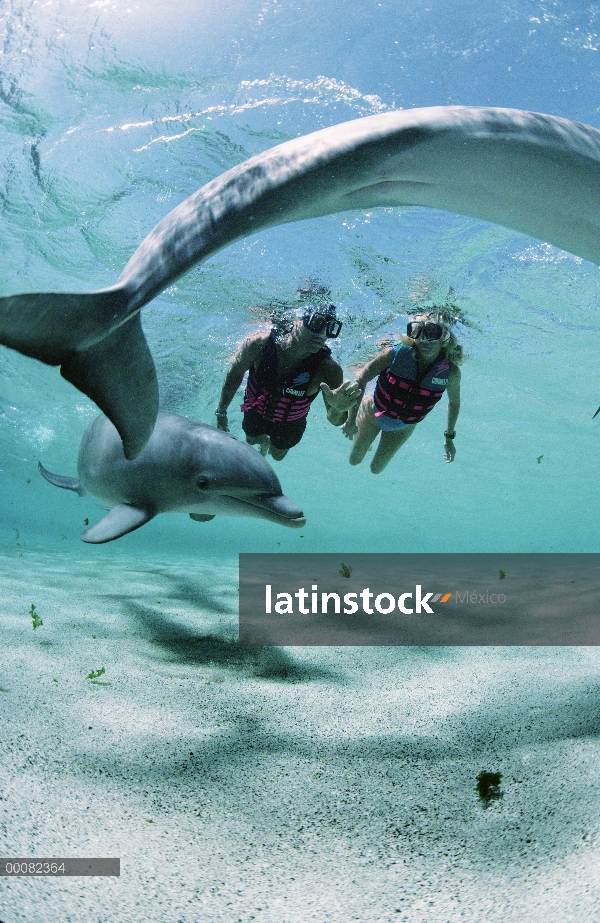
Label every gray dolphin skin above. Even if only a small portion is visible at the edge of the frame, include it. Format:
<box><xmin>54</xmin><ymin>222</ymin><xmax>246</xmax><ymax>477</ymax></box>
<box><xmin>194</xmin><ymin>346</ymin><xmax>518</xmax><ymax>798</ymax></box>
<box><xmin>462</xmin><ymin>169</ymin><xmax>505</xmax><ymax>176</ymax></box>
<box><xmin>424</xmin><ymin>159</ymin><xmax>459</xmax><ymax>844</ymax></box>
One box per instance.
<box><xmin>38</xmin><ymin>412</ymin><xmax>306</xmax><ymax>543</ymax></box>
<box><xmin>3</xmin><ymin>105</ymin><xmax>600</xmax><ymax>456</ymax></box>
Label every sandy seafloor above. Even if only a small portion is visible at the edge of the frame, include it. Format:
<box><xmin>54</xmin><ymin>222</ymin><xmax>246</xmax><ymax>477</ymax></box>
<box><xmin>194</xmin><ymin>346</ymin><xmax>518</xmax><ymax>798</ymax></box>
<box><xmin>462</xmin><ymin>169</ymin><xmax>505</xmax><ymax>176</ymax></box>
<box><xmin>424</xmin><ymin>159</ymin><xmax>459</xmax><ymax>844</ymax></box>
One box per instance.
<box><xmin>1</xmin><ymin>552</ymin><xmax>599</xmax><ymax>922</ymax></box>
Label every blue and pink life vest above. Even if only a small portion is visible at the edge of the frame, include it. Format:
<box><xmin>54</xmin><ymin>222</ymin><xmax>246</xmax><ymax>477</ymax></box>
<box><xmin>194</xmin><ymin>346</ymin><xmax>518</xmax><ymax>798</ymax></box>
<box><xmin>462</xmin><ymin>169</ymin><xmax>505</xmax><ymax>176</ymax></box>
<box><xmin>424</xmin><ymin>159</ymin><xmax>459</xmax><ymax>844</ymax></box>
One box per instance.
<box><xmin>241</xmin><ymin>329</ymin><xmax>330</xmax><ymax>423</ymax></box>
<box><xmin>373</xmin><ymin>343</ymin><xmax>451</xmax><ymax>424</ymax></box>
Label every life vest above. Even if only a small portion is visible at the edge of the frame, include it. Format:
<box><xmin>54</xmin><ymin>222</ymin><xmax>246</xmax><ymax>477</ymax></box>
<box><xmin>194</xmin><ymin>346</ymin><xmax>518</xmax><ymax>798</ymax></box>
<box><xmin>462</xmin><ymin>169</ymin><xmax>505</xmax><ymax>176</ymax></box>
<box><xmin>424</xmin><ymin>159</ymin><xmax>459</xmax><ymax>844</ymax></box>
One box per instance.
<box><xmin>373</xmin><ymin>343</ymin><xmax>451</xmax><ymax>424</ymax></box>
<box><xmin>241</xmin><ymin>328</ymin><xmax>331</xmax><ymax>423</ymax></box>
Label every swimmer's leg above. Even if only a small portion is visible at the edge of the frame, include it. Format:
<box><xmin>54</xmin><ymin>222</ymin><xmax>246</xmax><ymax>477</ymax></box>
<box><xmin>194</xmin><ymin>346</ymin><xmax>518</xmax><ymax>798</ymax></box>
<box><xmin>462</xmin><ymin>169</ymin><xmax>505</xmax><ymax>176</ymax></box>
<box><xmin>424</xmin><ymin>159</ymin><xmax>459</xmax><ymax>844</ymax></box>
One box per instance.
<box><xmin>242</xmin><ymin>411</ymin><xmax>271</xmax><ymax>455</ymax></box>
<box><xmin>266</xmin><ymin>417</ymin><xmax>303</xmax><ymax>461</ymax></box>
<box><xmin>245</xmin><ymin>433</ymin><xmax>271</xmax><ymax>456</ymax></box>
<box><xmin>349</xmin><ymin>396</ymin><xmax>381</xmax><ymax>466</ymax></box>
<box><xmin>269</xmin><ymin>445</ymin><xmax>290</xmax><ymax>461</ymax></box>
<box><xmin>370</xmin><ymin>425</ymin><xmax>416</xmax><ymax>474</ymax></box>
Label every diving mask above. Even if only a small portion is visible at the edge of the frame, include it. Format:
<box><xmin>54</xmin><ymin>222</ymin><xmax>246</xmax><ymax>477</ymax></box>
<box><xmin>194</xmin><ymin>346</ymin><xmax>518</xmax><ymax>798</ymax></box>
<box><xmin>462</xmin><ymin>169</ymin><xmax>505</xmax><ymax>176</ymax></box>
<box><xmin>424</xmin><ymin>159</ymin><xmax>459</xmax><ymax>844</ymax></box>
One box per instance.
<box><xmin>302</xmin><ymin>306</ymin><xmax>342</xmax><ymax>338</ymax></box>
<box><xmin>406</xmin><ymin>320</ymin><xmax>448</xmax><ymax>342</ymax></box>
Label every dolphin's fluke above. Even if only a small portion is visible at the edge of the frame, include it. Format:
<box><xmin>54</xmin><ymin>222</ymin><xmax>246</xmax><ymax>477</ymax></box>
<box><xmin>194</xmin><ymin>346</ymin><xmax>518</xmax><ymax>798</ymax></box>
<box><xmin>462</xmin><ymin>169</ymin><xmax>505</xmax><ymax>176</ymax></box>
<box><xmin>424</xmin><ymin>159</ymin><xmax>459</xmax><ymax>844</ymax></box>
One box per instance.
<box><xmin>38</xmin><ymin>461</ymin><xmax>84</xmax><ymax>496</ymax></box>
<box><xmin>61</xmin><ymin>315</ymin><xmax>158</xmax><ymax>460</ymax></box>
<box><xmin>80</xmin><ymin>503</ymin><xmax>154</xmax><ymax>543</ymax></box>
<box><xmin>0</xmin><ymin>286</ymin><xmax>157</xmax><ymax>458</ymax></box>
<box><xmin>0</xmin><ymin>287</ymin><xmax>129</xmax><ymax>365</ymax></box>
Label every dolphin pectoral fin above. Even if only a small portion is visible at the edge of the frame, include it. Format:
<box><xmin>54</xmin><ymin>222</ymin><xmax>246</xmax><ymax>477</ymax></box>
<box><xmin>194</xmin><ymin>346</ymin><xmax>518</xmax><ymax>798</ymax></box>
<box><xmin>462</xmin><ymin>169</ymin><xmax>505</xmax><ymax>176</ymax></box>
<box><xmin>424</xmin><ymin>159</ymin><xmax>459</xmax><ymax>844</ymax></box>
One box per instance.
<box><xmin>38</xmin><ymin>461</ymin><xmax>84</xmax><ymax>496</ymax></box>
<box><xmin>80</xmin><ymin>503</ymin><xmax>154</xmax><ymax>543</ymax></box>
<box><xmin>60</xmin><ymin>314</ymin><xmax>159</xmax><ymax>460</ymax></box>
<box><xmin>593</xmin><ymin>406</ymin><xmax>600</xmax><ymax>419</ymax></box>
<box><xmin>189</xmin><ymin>513</ymin><xmax>216</xmax><ymax>522</ymax></box>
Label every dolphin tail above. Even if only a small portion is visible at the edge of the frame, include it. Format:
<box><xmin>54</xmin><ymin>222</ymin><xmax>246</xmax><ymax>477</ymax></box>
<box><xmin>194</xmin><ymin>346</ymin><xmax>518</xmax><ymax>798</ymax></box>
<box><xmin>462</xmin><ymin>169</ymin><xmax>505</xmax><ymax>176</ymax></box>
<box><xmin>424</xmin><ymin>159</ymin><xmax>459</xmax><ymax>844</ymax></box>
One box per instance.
<box><xmin>0</xmin><ymin>287</ymin><xmax>158</xmax><ymax>459</ymax></box>
<box><xmin>38</xmin><ymin>461</ymin><xmax>85</xmax><ymax>496</ymax></box>
<box><xmin>60</xmin><ymin>315</ymin><xmax>159</xmax><ymax>460</ymax></box>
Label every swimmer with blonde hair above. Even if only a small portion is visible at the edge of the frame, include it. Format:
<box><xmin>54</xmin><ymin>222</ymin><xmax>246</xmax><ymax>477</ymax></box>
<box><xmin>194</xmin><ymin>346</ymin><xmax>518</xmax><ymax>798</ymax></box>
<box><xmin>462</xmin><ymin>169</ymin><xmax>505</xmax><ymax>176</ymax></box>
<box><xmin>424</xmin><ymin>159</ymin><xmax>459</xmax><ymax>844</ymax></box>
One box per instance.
<box><xmin>343</xmin><ymin>310</ymin><xmax>462</xmax><ymax>473</ymax></box>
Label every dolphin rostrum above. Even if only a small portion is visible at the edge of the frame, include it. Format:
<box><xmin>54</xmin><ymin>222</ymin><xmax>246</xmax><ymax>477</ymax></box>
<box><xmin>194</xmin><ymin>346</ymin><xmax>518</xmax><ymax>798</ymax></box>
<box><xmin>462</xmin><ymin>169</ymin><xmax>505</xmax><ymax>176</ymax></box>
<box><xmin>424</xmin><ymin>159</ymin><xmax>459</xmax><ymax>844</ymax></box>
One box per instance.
<box><xmin>3</xmin><ymin>105</ymin><xmax>600</xmax><ymax>456</ymax></box>
<box><xmin>38</xmin><ymin>411</ymin><xmax>306</xmax><ymax>543</ymax></box>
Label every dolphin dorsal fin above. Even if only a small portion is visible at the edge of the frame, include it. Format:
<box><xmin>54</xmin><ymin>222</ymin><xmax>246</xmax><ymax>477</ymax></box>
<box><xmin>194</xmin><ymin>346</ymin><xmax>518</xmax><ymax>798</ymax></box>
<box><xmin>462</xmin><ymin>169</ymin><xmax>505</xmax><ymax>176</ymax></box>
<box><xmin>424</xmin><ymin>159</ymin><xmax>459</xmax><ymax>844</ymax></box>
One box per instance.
<box><xmin>189</xmin><ymin>513</ymin><xmax>216</xmax><ymax>522</ymax></box>
<box><xmin>80</xmin><ymin>504</ymin><xmax>154</xmax><ymax>543</ymax></box>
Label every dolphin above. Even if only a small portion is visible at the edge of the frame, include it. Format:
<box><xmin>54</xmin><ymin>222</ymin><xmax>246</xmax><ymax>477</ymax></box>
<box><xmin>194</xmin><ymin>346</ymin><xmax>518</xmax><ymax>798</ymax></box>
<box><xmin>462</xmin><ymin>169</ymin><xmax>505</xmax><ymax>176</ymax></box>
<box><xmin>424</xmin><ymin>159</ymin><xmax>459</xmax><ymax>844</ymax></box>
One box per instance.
<box><xmin>38</xmin><ymin>411</ymin><xmax>306</xmax><ymax>543</ymax></box>
<box><xmin>3</xmin><ymin>105</ymin><xmax>600</xmax><ymax>456</ymax></box>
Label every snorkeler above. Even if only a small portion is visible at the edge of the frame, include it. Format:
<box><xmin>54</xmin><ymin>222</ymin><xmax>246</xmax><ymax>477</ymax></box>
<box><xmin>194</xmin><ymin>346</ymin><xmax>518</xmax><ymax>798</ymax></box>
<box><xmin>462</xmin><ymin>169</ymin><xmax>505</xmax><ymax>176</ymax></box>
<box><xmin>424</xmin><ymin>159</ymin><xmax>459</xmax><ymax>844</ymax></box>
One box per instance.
<box><xmin>343</xmin><ymin>311</ymin><xmax>462</xmax><ymax>473</ymax></box>
<box><xmin>215</xmin><ymin>304</ymin><xmax>356</xmax><ymax>459</ymax></box>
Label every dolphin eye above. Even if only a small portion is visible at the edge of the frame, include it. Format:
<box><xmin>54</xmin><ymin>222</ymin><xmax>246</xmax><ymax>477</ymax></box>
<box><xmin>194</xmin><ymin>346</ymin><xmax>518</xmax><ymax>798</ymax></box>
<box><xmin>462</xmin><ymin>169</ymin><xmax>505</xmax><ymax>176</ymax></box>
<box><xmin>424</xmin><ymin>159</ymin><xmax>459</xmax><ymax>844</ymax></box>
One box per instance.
<box><xmin>196</xmin><ymin>477</ymin><xmax>211</xmax><ymax>490</ymax></box>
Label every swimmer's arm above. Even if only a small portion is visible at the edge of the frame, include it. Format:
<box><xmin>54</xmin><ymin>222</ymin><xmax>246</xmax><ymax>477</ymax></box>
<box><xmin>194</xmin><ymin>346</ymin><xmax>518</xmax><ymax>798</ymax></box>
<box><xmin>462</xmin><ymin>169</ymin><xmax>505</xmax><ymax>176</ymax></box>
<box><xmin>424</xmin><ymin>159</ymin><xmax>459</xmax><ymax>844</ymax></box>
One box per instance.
<box><xmin>446</xmin><ymin>365</ymin><xmax>461</xmax><ymax>432</ymax></box>
<box><xmin>444</xmin><ymin>366</ymin><xmax>461</xmax><ymax>462</ymax></box>
<box><xmin>342</xmin><ymin>347</ymin><xmax>394</xmax><ymax>433</ymax></box>
<box><xmin>318</xmin><ymin>359</ymin><xmax>349</xmax><ymax>426</ymax></box>
<box><xmin>353</xmin><ymin>347</ymin><xmax>394</xmax><ymax>393</ymax></box>
<box><xmin>216</xmin><ymin>334</ymin><xmax>268</xmax><ymax>417</ymax></box>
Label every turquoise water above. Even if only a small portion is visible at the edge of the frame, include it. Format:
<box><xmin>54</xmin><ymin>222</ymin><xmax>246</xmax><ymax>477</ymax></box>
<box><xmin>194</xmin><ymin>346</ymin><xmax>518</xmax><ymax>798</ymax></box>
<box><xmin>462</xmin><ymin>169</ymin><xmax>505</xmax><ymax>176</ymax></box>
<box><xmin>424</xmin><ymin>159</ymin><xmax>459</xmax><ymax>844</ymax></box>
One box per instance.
<box><xmin>0</xmin><ymin>0</ymin><xmax>598</xmax><ymax>558</ymax></box>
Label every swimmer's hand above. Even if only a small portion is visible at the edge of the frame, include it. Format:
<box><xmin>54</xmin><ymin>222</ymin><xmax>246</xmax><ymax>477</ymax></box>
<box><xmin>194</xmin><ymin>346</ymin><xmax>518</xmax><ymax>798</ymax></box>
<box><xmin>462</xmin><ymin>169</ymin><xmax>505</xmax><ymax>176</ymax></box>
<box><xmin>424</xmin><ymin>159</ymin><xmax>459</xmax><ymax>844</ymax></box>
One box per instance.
<box><xmin>320</xmin><ymin>379</ymin><xmax>362</xmax><ymax>413</ymax></box>
<box><xmin>444</xmin><ymin>437</ymin><xmax>456</xmax><ymax>463</ymax></box>
<box><xmin>342</xmin><ymin>419</ymin><xmax>358</xmax><ymax>439</ymax></box>
<box><xmin>215</xmin><ymin>410</ymin><xmax>229</xmax><ymax>433</ymax></box>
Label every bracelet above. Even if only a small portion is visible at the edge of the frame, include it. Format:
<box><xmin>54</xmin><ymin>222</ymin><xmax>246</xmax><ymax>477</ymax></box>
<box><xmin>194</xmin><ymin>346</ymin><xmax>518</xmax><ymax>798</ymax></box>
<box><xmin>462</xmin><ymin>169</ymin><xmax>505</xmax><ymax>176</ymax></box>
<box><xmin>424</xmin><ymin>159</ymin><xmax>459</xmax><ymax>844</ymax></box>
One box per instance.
<box><xmin>444</xmin><ymin>431</ymin><xmax>456</xmax><ymax>439</ymax></box>
<box><xmin>215</xmin><ymin>409</ymin><xmax>228</xmax><ymax>417</ymax></box>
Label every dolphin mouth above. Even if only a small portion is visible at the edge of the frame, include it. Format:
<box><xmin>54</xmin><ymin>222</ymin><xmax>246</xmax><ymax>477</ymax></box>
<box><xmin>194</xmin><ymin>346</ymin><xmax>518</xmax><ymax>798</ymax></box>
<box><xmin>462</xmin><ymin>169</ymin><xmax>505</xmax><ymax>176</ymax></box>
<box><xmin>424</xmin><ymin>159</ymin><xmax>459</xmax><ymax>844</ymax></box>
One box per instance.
<box><xmin>236</xmin><ymin>493</ymin><xmax>306</xmax><ymax>528</ymax></box>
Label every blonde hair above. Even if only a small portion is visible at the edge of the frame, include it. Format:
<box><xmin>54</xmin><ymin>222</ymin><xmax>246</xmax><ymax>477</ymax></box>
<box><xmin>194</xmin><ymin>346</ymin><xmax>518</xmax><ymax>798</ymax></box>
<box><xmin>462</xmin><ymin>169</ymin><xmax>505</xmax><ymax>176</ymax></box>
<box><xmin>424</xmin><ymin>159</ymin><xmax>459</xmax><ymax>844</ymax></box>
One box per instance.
<box><xmin>408</xmin><ymin>310</ymin><xmax>464</xmax><ymax>366</ymax></box>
